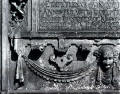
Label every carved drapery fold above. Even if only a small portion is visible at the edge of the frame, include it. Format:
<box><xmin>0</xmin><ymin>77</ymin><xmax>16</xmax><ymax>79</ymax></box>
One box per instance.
<box><xmin>14</xmin><ymin>54</ymin><xmax>24</xmax><ymax>89</ymax></box>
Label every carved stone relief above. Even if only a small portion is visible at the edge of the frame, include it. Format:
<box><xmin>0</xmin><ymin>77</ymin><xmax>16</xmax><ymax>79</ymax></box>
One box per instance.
<box><xmin>6</xmin><ymin>0</ymin><xmax>120</xmax><ymax>93</ymax></box>
<box><xmin>9</xmin><ymin>0</ymin><xmax>28</xmax><ymax>22</ymax></box>
<box><xmin>8</xmin><ymin>38</ymin><xmax>120</xmax><ymax>91</ymax></box>
<box><xmin>8</xmin><ymin>0</ymin><xmax>28</xmax><ymax>39</ymax></box>
<box><xmin>93</xmin><ymin>45</ymin><xmax>120</xmax><ymax>89</ymax></box>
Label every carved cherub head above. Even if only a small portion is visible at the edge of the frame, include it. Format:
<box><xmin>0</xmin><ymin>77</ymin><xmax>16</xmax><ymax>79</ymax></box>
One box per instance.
<box><xmin>94</xmin><ymin>45</ymin><xmax>118</xmax><ymax>71</ymax></box>
<box><xmin>94</xmin><ymin>45</ymin><xmax>120</xmax><ymax>88</ymax></box>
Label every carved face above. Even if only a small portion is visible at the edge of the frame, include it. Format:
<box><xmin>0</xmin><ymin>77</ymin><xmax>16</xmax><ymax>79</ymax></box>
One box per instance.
<box><xmin>101</xmin><ymin>50</ymin><xmax>114</xmax><ymax>70</ymax></box>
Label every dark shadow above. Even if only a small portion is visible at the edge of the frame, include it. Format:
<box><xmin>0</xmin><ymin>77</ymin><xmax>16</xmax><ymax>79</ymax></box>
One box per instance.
<box><xmin>54</xmin><ymin>49</ymin><xmax>67</xmax><ymax>57</ymax></box>
<box><xmin>76</xmin><ymin>48</ymin><xmax>90</xmax><ymax>61</ymax></box>
<box><xmin>8</xmin><ymin>36</ymin><xmax>18</xmax><ymax>61</ymax></box>
<box><xmin>28</xmin><ymin>49</ymin><xmax>42</xmax><ymax>61</ymax></box>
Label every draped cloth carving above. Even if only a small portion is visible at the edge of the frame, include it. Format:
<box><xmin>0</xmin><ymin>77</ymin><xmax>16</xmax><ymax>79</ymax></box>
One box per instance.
<box><xmin>14</xmin><ymin>53</ymin><xmax>24</xmax><ymax>89</ymax></box>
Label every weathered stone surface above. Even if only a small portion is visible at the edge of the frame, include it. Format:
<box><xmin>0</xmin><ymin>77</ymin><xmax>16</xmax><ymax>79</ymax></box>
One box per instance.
<box><xmin>2</xmin><ymin>0</ymin><xmax>120</xmax><ymax>94</ymax></box>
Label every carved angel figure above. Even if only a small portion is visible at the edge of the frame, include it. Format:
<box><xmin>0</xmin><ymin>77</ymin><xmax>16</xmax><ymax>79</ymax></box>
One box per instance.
<box><xmin>93</xmin><ymin>45</ymin><xmax>120</xmax><ymax>90</ymax></box>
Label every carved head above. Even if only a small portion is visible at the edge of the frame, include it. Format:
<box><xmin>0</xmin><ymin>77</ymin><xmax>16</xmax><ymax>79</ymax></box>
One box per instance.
<box><xmin>94</xmin><ymin>45</ymin><xmax>120</xmax><ymax>88</ymax></box>
<box><xmin>94</xmin><ymin>45</ymin><xmax>118</xmax><ymax>71</ymax></box>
